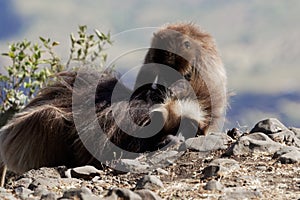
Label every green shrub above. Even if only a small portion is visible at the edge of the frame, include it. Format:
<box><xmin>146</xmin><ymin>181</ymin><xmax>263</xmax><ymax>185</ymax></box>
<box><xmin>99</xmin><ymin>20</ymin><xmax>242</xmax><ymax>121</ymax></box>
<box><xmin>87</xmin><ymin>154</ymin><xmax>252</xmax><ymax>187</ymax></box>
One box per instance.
<box><xmin>0</xmin><ymin>25</ymin><xmax>112</xmax><ymax>127</ymax></box>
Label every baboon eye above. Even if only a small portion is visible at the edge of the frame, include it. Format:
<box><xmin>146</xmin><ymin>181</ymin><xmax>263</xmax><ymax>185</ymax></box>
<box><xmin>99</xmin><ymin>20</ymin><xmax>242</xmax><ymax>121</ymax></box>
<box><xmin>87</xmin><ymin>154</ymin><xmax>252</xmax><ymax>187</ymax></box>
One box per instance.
<box><xmin>183</xmin><ymin>41</ymin><xmax>191</xmax><ymax>49</ymax></box>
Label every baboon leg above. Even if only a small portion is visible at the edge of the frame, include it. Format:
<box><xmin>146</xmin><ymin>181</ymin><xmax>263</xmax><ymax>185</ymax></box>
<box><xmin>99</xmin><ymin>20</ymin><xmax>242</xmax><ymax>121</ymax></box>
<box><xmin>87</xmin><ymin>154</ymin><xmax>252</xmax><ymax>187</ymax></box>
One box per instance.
<box><xmin>0</xmin><ymin>105</ymin><xmax>74</xmax><ymax>173</ymax></box>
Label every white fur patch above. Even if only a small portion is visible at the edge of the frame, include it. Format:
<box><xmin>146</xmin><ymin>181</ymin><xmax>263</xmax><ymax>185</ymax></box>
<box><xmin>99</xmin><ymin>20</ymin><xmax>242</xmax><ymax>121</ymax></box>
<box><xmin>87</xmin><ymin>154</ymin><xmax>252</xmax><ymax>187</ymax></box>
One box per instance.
<box><xmin>171</xmin><ymin>99</ymin><xmax>206</xmax><ymax>123</ymax></box>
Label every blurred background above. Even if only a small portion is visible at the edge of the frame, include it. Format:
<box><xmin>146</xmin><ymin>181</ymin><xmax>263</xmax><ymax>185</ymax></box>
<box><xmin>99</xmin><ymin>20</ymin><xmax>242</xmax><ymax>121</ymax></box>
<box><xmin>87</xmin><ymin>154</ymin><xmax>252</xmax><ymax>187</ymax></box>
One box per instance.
<box><xmin>1</xmin><ymin>0</ymin><xmax>300</xmax><ymax>130</ymax></box>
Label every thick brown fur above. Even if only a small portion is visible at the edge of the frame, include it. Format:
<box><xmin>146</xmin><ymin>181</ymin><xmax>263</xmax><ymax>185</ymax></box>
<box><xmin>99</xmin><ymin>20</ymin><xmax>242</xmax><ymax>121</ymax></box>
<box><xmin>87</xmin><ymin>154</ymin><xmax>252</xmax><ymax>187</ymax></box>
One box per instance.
<box><xmin>0</xmin><ymin>23</ymin><xmax>227</xmax><ymax>174</ymax></box>
<box><xmin>135</xmin><ymin>23</ymin><xmax>227</xmax><ymax>133</ymax></box>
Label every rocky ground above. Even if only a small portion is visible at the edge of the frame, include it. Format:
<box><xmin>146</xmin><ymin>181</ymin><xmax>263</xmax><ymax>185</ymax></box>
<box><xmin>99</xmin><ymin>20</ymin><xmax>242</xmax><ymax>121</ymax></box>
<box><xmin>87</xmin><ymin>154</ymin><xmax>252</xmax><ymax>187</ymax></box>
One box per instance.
<box><xmin>0</xmin><ymin>118</ymin><xmax>299</xmax><ymax>200</ymax></box>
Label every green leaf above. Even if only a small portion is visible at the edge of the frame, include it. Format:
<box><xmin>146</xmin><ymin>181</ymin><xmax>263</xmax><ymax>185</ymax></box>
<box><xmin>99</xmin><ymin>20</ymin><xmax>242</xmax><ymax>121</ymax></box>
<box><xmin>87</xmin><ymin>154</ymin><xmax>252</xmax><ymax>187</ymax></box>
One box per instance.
<box><xmin>8</xmin><ymin>51</ymin><xmax>15</xmax><ymax>58</ymax></box>
<box><xmin>18</xmin><ymin>51</ymin><xmax>26</xmax><ymax>61</ymax></box>
<box><xmin>9</xmin><ymin>44</ymin><xmax>16</xmax><ymax>52</ymax></box>
<box><xmin>52</xmin><ymin>41</ymin><xmax>60</xmax><ymax>46</ymax></box>
<box><xmin>88</xmin><ymin>35</ymin><xmax>94</xmax><ymax>41</ymax></box>
<box><xmin>0</xmin><ymin>75</ymin><xmax>9</xmax><ymax>81</ymax></box>
<box><xmin>79</xmin><ymin>25</ymin><xmax>87</xmax><ymax>33</ymax></box>
<box><xmin>39</xmin><ymin>37</ymin><xmax>46</xmax><ymax>42</ymax></box>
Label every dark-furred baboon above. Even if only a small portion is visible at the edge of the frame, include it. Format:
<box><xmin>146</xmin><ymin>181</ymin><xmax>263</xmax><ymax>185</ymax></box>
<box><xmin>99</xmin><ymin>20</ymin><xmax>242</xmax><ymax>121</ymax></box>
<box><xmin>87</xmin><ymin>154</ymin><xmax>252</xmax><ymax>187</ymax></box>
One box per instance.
<box><xmin>0</xmin><ymin>23</ymin><xmax>227</xmax><ymax>174</ymax></box>
<box><xmin>135</xmin><ymin>23</ymin><xmax>227</xmax><ymax>133</ymax></box>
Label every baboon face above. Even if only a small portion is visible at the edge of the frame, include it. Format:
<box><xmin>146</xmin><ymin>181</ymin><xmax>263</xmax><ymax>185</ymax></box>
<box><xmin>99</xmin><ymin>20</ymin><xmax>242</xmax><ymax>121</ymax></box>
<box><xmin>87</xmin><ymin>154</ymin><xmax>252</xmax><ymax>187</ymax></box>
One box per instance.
<box><xmin>145</xmin><ymin>29</ymin><xmax>200</xmax><ymax>81</ymax></box>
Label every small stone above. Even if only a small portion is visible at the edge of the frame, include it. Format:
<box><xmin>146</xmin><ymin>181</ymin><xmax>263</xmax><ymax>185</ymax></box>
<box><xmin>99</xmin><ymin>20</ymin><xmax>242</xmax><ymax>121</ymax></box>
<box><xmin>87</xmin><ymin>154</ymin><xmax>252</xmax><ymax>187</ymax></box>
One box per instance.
<box><xmin>116</xmin><ymin>159</ymin><xmax>150</xmax><ymax>173</ymax></box>
<box><xmin>81</xmin><ymin>193</ymin><xmax>102</xmax><ymax>200</ymax></box>
<box><xmin>102</xmin><ymin>191</ymin><xmax>118</xmax><ymax>200</ymax></box>
<box><xmin>250</xmin><ymin>118</ymin><xmax>288</xmax><ymax>134</ymax></box>
<box><xmin>61</xmin><ymin>187</ymin><xmax>92</xmax><ymax>199</ymax></box>
<box><xmin>14</xmin><ymin>186</ymin><xmax>33</xmax><ymax>199</ymax></box>
<box><xmin>227</xmin><ymin>128</ymin><xmax>243</xmax><ymax>140</ymax></box>
<box><xmin>33</xmin><ymin>185</ymin><xmax>49</xmax><ymax>197</ymax></box>
<box><xmin>104</xmin><ymin>188</ymin><xmax>142</xmax><ymax>200</ymax></box>
<box><xmin>135</xmin><ymin>189</ymin><xmax>162</xmax><ymax>200</ymax></box>
<box><xmin>202</xmin><ymin>165</ymin><xmax>221</xmax><ymax>179</ymax></box>
<box><xmin>268</xmin><ymin>130</ymin><xmax>300</xmax><ymax>148</ymax></box>
<box><xmin>40</xmin><ymin>193</ymin><xmax>56</xmax><ymax>200</ymax></box>
<box><xmin>273</xmin><ymin>147</ymin><xmax>298</xmax><ymax>158</ymax></box>
<box><xmin>14</xmin><ymin>177</ymin><xmax>33</xmax><ymax>188</ymax></box>
<box><xmin>225</xmin><ymin>132</ymin><xmax>282</xmax><ymax>156</ymax></box>
<box><xmin>149</xmin><ymin>150</ymin><xmax>180</xmax><ymax>166</ymax></box>
<box><xmin>256</xmin><ymin>165</ymin><xmax>267</xmax><ymax>171</ymax></box>
<box><xmin>204</xmin><ymin>180</ymin><xmax>224</xmax><ymax>191</ymax></box>
<box><xmin>65</xmin><ymin>165</ymin><xmax>102</xmax><ymax>180</ymax></box>
<box><xmin>182</xmin><ymin>132</ymin><xmax>231</xmax><ymax>151</ymax></box>
<box><xmin>0</xmin><ymin>187</ymin><xmax>6</xmax><ymax>192</ymax></box>
<box><xmin>135</xmin><ymin>175</ymin><xmax>164</xmax><ymax>190</ymax></box>
<box><xmin>155</xmin><ymin>168</ymin><xmax>169</xmax><ymax>175</ymax></box>
<box><xmin>277</xmin><ymin>150</ymin><xmax>300</xmax><ymax>164</ymax></box>
<box><xmin>0</xmin><ymin>187</ymin><xmax>17</xmax><ymax>200</ymax></box>
<box><xmin>22</xmin><ymin>167</ymin><xmax>61</xmax><ymax>179</ymax></box>
<box><xmin>202</xmin><ymin>158</ymin><xmax>240</xmax><ymax>179</ymax></box>
<box><xmin>30</xmin><ymin>177</ymin><xmax>60</xmax><ymax>189</ymax></box>
<box><xmin>92</xmin><ymin>176</ymin><xmax>101</xmax><ymax>182</ymax></box>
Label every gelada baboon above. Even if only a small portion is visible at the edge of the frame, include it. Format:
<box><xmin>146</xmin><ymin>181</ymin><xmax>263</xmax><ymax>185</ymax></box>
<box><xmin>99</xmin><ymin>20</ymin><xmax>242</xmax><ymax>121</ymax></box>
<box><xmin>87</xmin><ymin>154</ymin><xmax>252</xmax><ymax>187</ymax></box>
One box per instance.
<box><xmin>135</xmin><ymin>22</ymin><xmax>227</xmax><ymax>133</ymax></box>
<box><xmin>0</xmin><ymin>23</ymin><xmax>227</xmax><ymax>174</ymax></box>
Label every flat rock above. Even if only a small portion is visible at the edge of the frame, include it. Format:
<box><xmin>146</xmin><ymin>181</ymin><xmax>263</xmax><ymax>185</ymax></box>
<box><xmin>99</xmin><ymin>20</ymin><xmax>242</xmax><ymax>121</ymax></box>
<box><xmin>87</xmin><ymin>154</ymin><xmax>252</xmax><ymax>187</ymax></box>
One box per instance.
<box><xmin>40</xmin><ymin>193</ymin><xmax>57</xmax><ymax>200</ymax></box>
<box><xmin>135</xmin><ymin>189</ymin><xmax>162</xmax><ymax>200</ymax></box>
<box><xmin>250</xmin><ymin>118</ymin><xmax>300</xmax><ymax>148</ymax></box>
<box><xmin>30</xmin><ymin>176</ymin><xmax>61</xmax><ymax>189</ymax></box>
<box><xmin>155</xmin><ymin>168</ymin><xmax>169</xmax><ymax>175</ymax></box>
<box><xmin>135</xmin><ymin>175</ymin><xmax>164</xmax><ymax>190</ymax></box>
<box><xmin>204</xmin><ymin>180</ymin><xmax>224</xmax><ymax>191</ymax></box>
<box><xmin>22</xmin><ymin>167</ymin><xmax>61</xmax><ymax>179</ymax></box>
<box><xmin>225</xmin><ymin>132</ymin><xmax>282</xmax><ymax>156</ymax></box>
<box><xmin>61</xmin><ymin>187</ymin><xmax>98</xmax><ymax>199</ymax></box>
<box><xmin>148</xmin><ymin>150</ymin><xmax>181</xmax><ymax>167</ymax></box>
<box><xmin>267</xmin><ymin>130</ymin><xmax>300</xmax><ymax>148</ymax></box>
<box><xmin>180</xmin><ymin>132</ymin><xmax>232</xmax><ymax>153</ymax></box>
<box><xmin>104</xmin><ymin>188</ymin><xmax>142</xmax><ymax>200</ymax></box>
<box><xmin>65</xmin><ymin>165</ymin><xmax>102</xmax><ymax>180</ymax></box>
<box><xmin>273</xmin><ymin>146</ymin><xmax>299</xmax><ymax>158</ymax></box>
<box><xmin>116</xmin><ymin>159</ymin><xmax>150</xmax><ymax>173</ymax></box>
<box><xmin>277</xmin><ymin>150</ymin><xmax>300</xmax><ymax>164</ymax></box>
<box><xmin>14</xmin><ymin>186</ymin><xmax>33</xmax><ymax>199</ymax></box>
<box><xmin>250</xmin><ymin>118</ymin><xmax>288</xmax><ymax>134</ymax></box>
<box><xmin>32</xmin><ymin>185</ymin><xmax>50</xmax><ymax>197</ymax></box>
